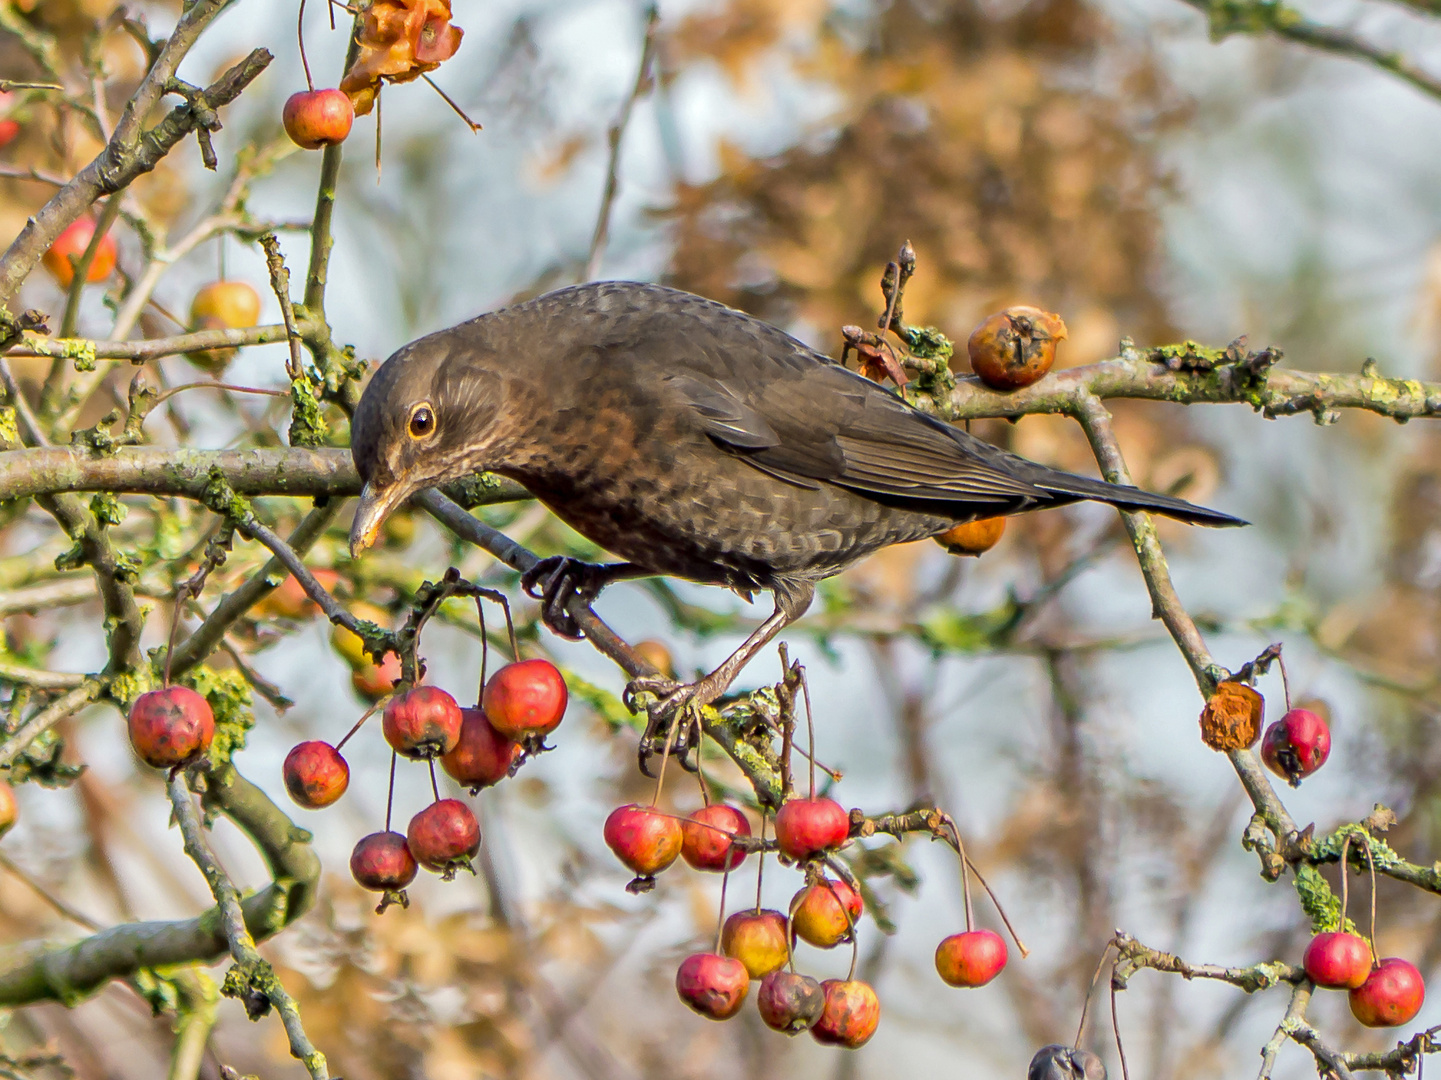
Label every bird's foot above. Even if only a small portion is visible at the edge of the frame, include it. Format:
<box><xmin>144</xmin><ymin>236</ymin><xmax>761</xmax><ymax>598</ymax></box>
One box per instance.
<box><xmin>520</xmin><ymin>556</ymin><xmax>618</xmax><ymax>640</ymax></box>
<box><xmin>624</xmin><ymin>674</ymin><xmax>717</xmax><ymax>778</ymax></box>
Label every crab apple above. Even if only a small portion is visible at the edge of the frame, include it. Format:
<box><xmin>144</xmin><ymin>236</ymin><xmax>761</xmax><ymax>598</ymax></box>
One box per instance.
<box><xmin>0</xmin><ymin>780</ymin><xmax>15</xmax><ymax>837</ymax></box>
<box><xmin>935</xmin><ymin>516</ymin><xmax>1006</xmax><ymax>557</ymax></box>
<box><xmin>774</xmin><ymin>796</ymin><xmax>850</xmax><ymax>860</ymax></box>
<box><xmin>407</xmin><ymin>799</ymin><xmax>481</xmax><ymax>877</ymax></box>
<box><xmin>721</xmin><ymin>909</ymin><xmax>789</xmax><ymax>979</ymax></box>
<box><xmin>0</xmin><ymin>93</ymin><xmax>19</xmax><ymax>147</ymax></box>
<box><xmin>258</xmin><ymin>567</ymin><xmax>340</xmax><ymax>620</ymax></box>
<box><xmin>675</xmin><ymin>952</ymin><xmax>749</xmax><ymax>1020</ymax></box>
<box><xmin>791</xmin><ymin>877</ymin><xmax>864</xmax><ymax>948</ymax></box>
<box><xmin>682</xmin><ymin>804</ymin><xmax>751</xmax><ymax>872</ymax></box>
<box><xmin>186</xmin><ymin>280</ymin><xmax>263</xmax><ymax>372</ymax></box>
<box><xmin>42</xmin><ymin>216</ymin><xmax>117</xmax><ymax>287</ymax></box>
<box><xmin>282</xmin><ymin>741</ymin><xmax>349</xmax><ymax>809</ymax></box>
<box><xmin>353</xmin><ymin>651</ymin><xmax>403</xmax><ymax>702</ymax></box>
<box><xmin>967</xmin><ymin>306</ymin><xmax>1067</xmax><ymax>390</ymax></box>
<box><xmin>350</xmin><ymin>830</ymin><xmax>417</xmax><ymax>891</ymax></box>
<box><xmin>127</xmin><ymin>686</ymin><xmax>215</xmax><ymax>768</ymax></box>
<box><xmin>1261</xmin><ymin>708</ymin><xmax>1331</xmax><ymax>787</ymax></box>
<box><xmin>604</xmin><ymin>804</ymin><xmax>682</xmax><ymax>875</ymax></box>
<box><xmin>632</xmin><ymin>639</ymin><xmax>675</xmax><ymax>678</ymax></box>
<box><xmin>282</xmin><ymin>88</ymin><xmax>354</xmax><ymax>149</ymax></box>
<box><xmin>811</xmin><ymin>979</ymin><xmax>881</xmax><ymax>1048</ymax></box>
<box><xmin>935</xmin><ymin>929</ymin><xmax>1008</xmax><ymax>988</ymax></box>
<box><xmin>441</xmin><ymin>707</ymin><xmax>520</xmax><ymax>789</ymax></box>
<box><xmin>482</xmin><ymin>659</ymin><xmax>567</xmax><ymax>740</ymax></box>
<box><xmin>758</xmin><ymin>970</ymin><xmax>826</xmax><ymax>1035</ymax></box>
<box><xmin>1350</xmin><ymin>958</ymin><xmax>1425</xmax><ymax>1027</ymax></box>
<box><xmin>1304</xmin><ymin>931</ymin><xmax>1372</xmax><ymax>990</ymax></box>
<box><xmin>383</xmin><ymin>686</ymin><xmax>462</xmax><ymax>759</ymax></box>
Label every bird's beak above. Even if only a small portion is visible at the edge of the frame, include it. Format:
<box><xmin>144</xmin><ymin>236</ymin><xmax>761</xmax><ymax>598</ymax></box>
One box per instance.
<box><xmin>349</xmin><ymin>481</ymin><xmax>410</xmax><ymax>558</ymax></box>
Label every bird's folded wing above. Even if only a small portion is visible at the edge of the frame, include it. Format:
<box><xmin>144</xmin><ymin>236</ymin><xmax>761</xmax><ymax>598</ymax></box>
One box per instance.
<box><xmin>666</xmin><ymin>365</ymin><xmax>1044</xmax><ymax>504</ymax></box>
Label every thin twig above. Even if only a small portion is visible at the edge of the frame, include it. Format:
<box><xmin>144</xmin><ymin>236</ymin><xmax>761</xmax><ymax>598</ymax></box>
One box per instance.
<box><xmin>583</xmin><ymin>6</ymin><xmax>659</xmax><ymax>281</ymax></box>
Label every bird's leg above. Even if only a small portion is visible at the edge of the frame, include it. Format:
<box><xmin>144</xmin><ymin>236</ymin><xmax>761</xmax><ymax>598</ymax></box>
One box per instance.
<box><xmin>628</xmin><ymin>605</ymin><xmax>794</xmax><ymax>777</ymax></box>
<box><xmin>520</xmin><ymin>558</ymin><xmax>650</xmax><ymax>640</ymax></box>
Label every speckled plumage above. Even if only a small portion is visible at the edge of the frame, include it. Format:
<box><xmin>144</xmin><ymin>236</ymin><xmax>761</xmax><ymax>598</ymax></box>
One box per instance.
<box><xmin>350</xmin><ymin>281</ymin><xmax>1242</xmax><ymax>618</ymax></box>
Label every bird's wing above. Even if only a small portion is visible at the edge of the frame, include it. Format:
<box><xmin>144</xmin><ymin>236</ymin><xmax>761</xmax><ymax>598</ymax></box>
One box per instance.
<box><xmin>662</xmin><ymin>345</ymin><xmax>1045</xmax><ymax>504</ymax></box>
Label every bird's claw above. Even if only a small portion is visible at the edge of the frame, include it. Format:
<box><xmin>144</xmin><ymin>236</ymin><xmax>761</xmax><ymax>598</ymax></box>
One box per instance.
<box><xmin>625</xmin><ymin>675</ymin><xmax>707</xmax><ymax>777</ymax></box>
<box><xmin>520</xmin><ymin>556</ymin><xmax>611</xmax><ymax>640</ymax></box>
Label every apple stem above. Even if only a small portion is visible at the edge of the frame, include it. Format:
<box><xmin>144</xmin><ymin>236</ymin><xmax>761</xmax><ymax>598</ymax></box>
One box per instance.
<box><xmin>695</xmin><ymin>743</ymin><xmax>712</xmax><ymax>807</ymax></box>
<box><xmin>650</xmin><ymin>707</ymin><xmax>683</xmax><ymax>808</ymax></box>
<box><xmin>421</xmin><ymin>74</ymin><xmax>483</xmax><ymax>133</ymax></box>
<box><xmin>951</xmin><ymin>822</ymin><xmax>974</xmax><ymax>933</ymax></box>
<box><xmin>1364</xmin><ymin>833</ymin><xmax>1379</xmax><ymax>966</ymax></box>
<box><xmin>1338</xmin><ymin>831</ymin><xmax>1353</xmax><ymax>929</ymax></box>
<box><xmin>783</xmin><ymin>902</ymin><xmax>797</xmax><ymax>974</ymax></box>
<box><xmin>428</xmin><ymin>758</ymin><xmax>441</xmax><ymax>803</ymax></box>
<box><xmin>799</xmin><ymin>660</ymin><xmax>816</xmax><ymax>800</ymax></box>
<box><xmin>335</xmin><ymin>693</ymin><xmax>390</xmax><ymax>751</ymax></box>
<box><xmin>755</xmin><ymin>814</ymin><xmax>766</xmax><ymax>914</ymax></box>
<box><xmin>217</xmin><ymin>234</ymin><xmax>226</xmax><ymax>282</ymax></box>
<box><xmin>1074</xmin><ymin>941</ymin><xmax>1115</xmax><ymax>1049</ymax></box>
<box><xmin>1278</xmin><ymin>651</ymin><xmax>1292</xmax><ymax>712</ymax></box>
<box><xmin>1110</xmin><ymin>978</ymin><xmax>1131</xmax><ymax>1080</ymax></box>
<box><xmin>384</xmin><ymin>750</ymin><xmax>396</xmax><ymax>832</ymax></box>
<box><xmin>943</xmin><ymin>813</ymin><xmax>1030</xmax><ymax>956</ymax></box>
<box><xmin>326</xmin><ymin>0</ymin><xmax>337</xmax><ymax>31</ymax></box>
<box><xmin>297</xmin><ymin>0</ymin><xmax>315</xmax><ymax>92</ymax></box>
<box><xmin>374</xmin><ymin>88</ymin><xmax>383</xmax><ymax>183</ymax></box>
<box><xmin>714</xmin><ymin>869</ymin><xmax>729</xmax><ymax>955</ymax></box>
<box><xmin>475</xmin><ymin>600</ymin><xmax>488</xmax><ymax>706</ymax></box>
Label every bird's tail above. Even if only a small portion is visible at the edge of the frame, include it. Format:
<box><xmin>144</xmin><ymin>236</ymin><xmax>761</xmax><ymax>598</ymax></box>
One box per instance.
<box><xmin>1035</xmin><ymin>471</ymin><xmax>1247</xmax><ymax>527</ymax></box>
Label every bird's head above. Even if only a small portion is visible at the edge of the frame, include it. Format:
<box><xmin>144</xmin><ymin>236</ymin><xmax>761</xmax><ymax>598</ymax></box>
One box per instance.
<box><xmin>348</xmin><ymin>329</ymin><xmax>506</xmax><ymax>556</ymax></box>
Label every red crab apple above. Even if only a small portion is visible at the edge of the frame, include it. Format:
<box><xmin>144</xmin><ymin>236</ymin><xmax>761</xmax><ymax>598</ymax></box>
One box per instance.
<box><xmin>811</xmin><ymin>979</ymin><xmax>881</xmax><ymax>1048</ymax></box>
<box><xmin>407</xmin><ymin>799</ymin><xmax>481</xmax><ymax>878</ymax></box>
<box><xmin>350</xmin><ymin>830</ymin><xmax>418</xmax><ymax>909</ymax></box>
<box><xmin>353</xmin><ymin>651</ymin><xmax>403</xmax><ymax>702</ymax></box>
<box><xmin>1350</xmin><ymin>958</ymin><xmax>1425</xmax><ymax>1027</ymax></box>
<box><xmin>282</xmin><ymin>88</ymin><xmax>353</xmax><ymax>149</ymax></box>
<box><xmin>482</xmin><ymin>659</ymin><xmax>567</xmax><ymax>739</ymax></box>
<box><xmin>0</xmin><ymin>92</ymin><xmax>18</xmax><ymax>148</ymax></box>
<box><xmin>127</xmin><ymin>686</ymin><xmax>215</xmax><ymax>768</ymax></box>
<box><xmin>1261</xmin><ymin>708</ymin><xmax>1331</xmax><ymax>786</ymax></box>
<box><xmin>1304</xmin><ymin>931</ymin><xmax>1372</xmax><ymax>990</ymax></box>
<box><xmin>43</xmin><ymin>216</ymin><xmax>116</xmax><ymax>287</ymax></box>
<box><xmin>721</xmin><ymin>909</ymin><xmax>789</xmax><ymax>979</ymax></box>
<box><xmin>774</xmin><ymin>796</ymin><xmax>849</xmax><ymax>860</ymax></box>
<box><xmin>383</xmin><ymin>685</ymin><xmax>462</xmax><ymax>759</ymax></box>
<box><xmin>681</xmin><ymin>803</ymin><xmax>751</xmax><ymax>872</ymax></box>
<box><xmin>675</xmin><ymin>953</ymin><xmax>749</xmax><ymax>1020</ymax></box>
<box><xmin>757</xmin><ymin>970</ymin><xmax>826</xmax><ymax>1034</ymax></box>
<box><xmin>282</xmin><ymin>740</ymin><xmax>349</xmax><ymax>808</ymax></box>
<box><xmin>441</xmin><ymin>707</ymin><xmax>520</xmax><ymax>789</ymax></box>
<box><xmin>0</xmin><ymin>780</ymin><xmax>15</xmax><ymax>837</ymax></box>
<box><xmin>603</xmin><ymin>804</ymin><xmax>682</xmax><ymax>887</ymax></box>
<box><xmin>935</xmin><ymin>929</ymin><xmax>1008</xmax><ymax>987</ymax></box>
<box><xmin>791</xmin><ymin>877</ymin><xmax>864</xmax><ymax>948</ymax></box>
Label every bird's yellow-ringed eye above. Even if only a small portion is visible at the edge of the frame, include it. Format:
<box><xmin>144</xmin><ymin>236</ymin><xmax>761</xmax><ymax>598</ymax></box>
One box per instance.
<box><xmin>408</xmin><ymin>404</ymin><xmax>436</xmax><ymax>439</ymax></box>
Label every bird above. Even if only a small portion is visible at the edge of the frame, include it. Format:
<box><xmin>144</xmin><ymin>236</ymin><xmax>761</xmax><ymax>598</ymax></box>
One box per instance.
<box><xmin>1028</xmin><ymin>1045</ymin><xmax>1108</xmax><ymax>1080</ymax></box>
<box><xmin>348</xmin><ymin>281</ymin><xmax>1243</xmax><ymax>758</ymax></box>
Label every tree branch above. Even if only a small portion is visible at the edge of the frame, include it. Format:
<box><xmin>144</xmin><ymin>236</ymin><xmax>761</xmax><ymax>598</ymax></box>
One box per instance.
<box><xmin>0</xmin><ymin>764</ymin><xmax>320</xmax><ymax>1005</ymax></box>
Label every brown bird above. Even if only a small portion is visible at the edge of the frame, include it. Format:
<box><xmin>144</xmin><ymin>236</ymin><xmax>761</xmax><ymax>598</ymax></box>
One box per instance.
<box><xmin>349</xmin><ymin>282</ymin><xmax>1241</xmax><ymax>752</ymax></box>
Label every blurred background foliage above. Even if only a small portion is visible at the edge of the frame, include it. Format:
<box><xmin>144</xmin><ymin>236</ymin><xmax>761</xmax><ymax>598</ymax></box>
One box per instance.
<box><xmin>4</xmin><ymin>0</ymin><xmax>1441</xmax><ymax>1077</ymax></box>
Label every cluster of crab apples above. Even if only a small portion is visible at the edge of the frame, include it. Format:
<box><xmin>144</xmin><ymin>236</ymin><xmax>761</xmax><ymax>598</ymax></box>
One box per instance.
<box><xmin>602</xmin><ymin>792</ymin><xmax>1009</xmax><ymax>1047</ymax></box>
<box><xmin>122</xmin><ymin>655</ymin><xmax>567</xmax><ymax>911</ymax></box>
<box><xmin>1304</xmin><ymin>929</ymin><xmax>1425</xmax><ymax>1027</ymax></box>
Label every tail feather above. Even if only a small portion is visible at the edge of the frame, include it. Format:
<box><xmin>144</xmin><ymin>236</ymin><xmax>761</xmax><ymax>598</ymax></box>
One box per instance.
<box><xmin>1035</xmin><ymin>471</ymin><xmax>1247</xmax><ymax>528</ymax></box>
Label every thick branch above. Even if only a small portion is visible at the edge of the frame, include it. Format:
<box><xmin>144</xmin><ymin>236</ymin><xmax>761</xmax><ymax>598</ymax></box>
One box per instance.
<box><xmin>0</xmin><ymin>446</ymin><xmax>531</xmax><ymax>505</ymax></box>
<box><xmin>0</xmin><ymin>764</ymin><xmax>320</xmax><ymax>1005</ymax></box>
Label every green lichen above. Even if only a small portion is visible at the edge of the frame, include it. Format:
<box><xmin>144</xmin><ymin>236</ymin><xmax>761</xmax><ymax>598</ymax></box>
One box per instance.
<box><xmin>1292</xmin><ymin>863</ymin><xmax>1358</xmax><ymax>934</ymax></box>
<box><xmin>55</xmin><ymin>337</ymin><xmax>97</xmax><ymax>373</ymax></box>
<box><xmin>287</xmin><ymin>376</ymin><xmax>329</xmax><ymax>449</ymax></box>
<box><xmin>89</xmin><ymin>492</ymin><xmax>126</xmax><ymax>527</ymax></box>
<box><xmin>0</xmin><ymin>406</ymin><xmax>19</xmax><ymax>450</ymax></box>
<box><xmin>181</xmin><ymin>665</ymin><xmax>254</xmax><ymax>767</ymax></box>
<box><xmin>130</xmin><ymin>968</ymin><xmax>182</xmax><ymax>1016</ymax></box>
